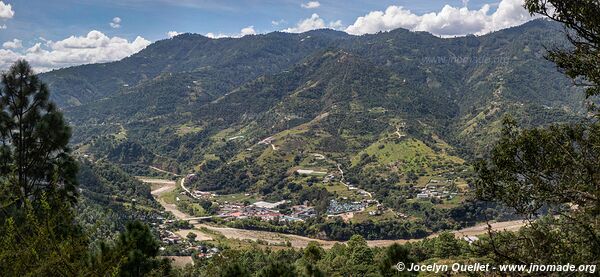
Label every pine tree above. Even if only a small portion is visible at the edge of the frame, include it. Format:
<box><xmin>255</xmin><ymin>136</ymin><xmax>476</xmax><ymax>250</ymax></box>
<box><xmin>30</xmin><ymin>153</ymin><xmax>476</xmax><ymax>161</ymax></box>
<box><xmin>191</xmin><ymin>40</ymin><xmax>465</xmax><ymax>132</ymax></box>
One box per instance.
<box><xmin>476</xmin><ymin>0</ymin><xmax>600</xmax><ymax>267</ymax></box>
<box><xmin>0</xmin><ymin>60</ymin><xmax>78</xmax><ymax>205</ymax></box>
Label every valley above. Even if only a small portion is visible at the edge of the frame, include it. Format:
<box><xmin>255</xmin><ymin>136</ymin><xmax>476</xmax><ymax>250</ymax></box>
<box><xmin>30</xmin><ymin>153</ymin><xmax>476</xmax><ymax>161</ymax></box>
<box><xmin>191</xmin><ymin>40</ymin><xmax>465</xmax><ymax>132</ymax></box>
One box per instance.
<box><xmin>3</xmin><ymin>0</ymin><xmax>599</xmax><ymax>275</ymax></box>
<box><xmin>143</xmin><ymin>177</ymin><xmax>527</xmax><ymax>250</ymax></box>
<box><xmin>49</xmin><ymin>20</ymin><xmax>591</xmax><ymax>254</ymax></box>
<box><xmin>34</xmin><ymin>17</ymin><xmax>591</xmax><ymax>270</ymax></box>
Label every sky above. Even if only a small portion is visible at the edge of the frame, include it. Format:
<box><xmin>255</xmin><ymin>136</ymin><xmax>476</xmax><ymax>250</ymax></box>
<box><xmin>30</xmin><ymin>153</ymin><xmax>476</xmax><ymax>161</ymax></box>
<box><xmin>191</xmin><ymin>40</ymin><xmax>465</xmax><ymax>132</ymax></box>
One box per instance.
<box><xmin>0</xmin><ymin>0</ymin><xmax>536</xmax><ymax>72</ymax></box>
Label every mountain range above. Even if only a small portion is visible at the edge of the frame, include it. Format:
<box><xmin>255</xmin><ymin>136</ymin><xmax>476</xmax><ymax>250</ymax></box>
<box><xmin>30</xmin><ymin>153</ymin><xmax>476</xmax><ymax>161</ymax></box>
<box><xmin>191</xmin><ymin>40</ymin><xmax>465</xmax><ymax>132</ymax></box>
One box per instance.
<box><xmin>37</xmin><ymin>19</ymin><xmax>588</xmax><ymax>233</ymax></box>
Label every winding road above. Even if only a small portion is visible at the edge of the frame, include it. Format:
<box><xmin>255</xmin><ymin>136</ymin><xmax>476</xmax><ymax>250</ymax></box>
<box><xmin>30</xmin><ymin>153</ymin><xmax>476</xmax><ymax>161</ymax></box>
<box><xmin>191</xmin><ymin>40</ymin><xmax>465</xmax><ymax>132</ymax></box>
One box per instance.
<box><xmin>143</xmin><ymin>178</ymin><xmax>528</xmax><ymax>249</ymax></box>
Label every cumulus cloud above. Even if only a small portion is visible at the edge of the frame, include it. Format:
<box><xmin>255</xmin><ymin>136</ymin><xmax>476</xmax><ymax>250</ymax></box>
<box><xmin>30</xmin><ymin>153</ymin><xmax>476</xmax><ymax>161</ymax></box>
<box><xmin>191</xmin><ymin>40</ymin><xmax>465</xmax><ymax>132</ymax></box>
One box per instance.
<box><xmin>206</xmin><ymin>26</ymin><xmax>258</xmax><ymax>39</ymax></box>
<box><xmin>240</xmin><ymin>26</ymin><xmax>256</xmax><ymax>36</ymax></box>
<box><xmin>2</xmin><ymin>38</ymin><xmax>21</xmax><ymax>49</ymax></box>
<box><xmin>345</xmin><ymin>0</ymin><xmax>534</xmax><ymax>37</ymax></box>
<box><xmin>329</xmin><ymin>20</ymin><xmax>343</xmax><ymax>29</ymax></box>
<box><xmin>205</xmin><ymin>32</ymin><xmax>228</xmax><ymax>39</ymax></box>
<box><xmin>271</xmin><ymin>19</ymin><xmax>285</xmax><ymax>26</ymax></box>
<box><xmin>301</xmin><ymin>1</ymin><xmax>320</xmax><ymax>9</ymax></box>
<box><xmin>283</xmin><ymin>13</ymin><xmax>342</xmax><ymax>33</ymax></box>
<box><xmin>0</xmin><ymin>30</ymin><xmax>150</xmax><ymax>72</ymax></box>
<box><xmin>0</xmin><ymin>24</ymin><xmax>6</xmax><ymax>30</ymax></box>
<box><xmin>0</xmin><ymin>1</ymin><xmax>14</xmax><ymax>20</ymax></box>
<box><xmin>110</xmin><ymin>17</ymin><xmax>121</xmax><ymax>28</ymax></box>
<box><xmin>167</xmin><ymin>31</ymin><xmax>181</xmax><ymax>38</ymax></box>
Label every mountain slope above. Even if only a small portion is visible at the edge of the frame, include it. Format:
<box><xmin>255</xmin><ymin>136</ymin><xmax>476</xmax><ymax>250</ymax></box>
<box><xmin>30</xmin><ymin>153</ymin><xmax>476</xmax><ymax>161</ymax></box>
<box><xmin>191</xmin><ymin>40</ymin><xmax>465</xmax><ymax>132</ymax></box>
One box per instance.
<box><xmin>37</xmin><ymin>21</ymin><xmax>590</xmax><ymax>233</ymax></box>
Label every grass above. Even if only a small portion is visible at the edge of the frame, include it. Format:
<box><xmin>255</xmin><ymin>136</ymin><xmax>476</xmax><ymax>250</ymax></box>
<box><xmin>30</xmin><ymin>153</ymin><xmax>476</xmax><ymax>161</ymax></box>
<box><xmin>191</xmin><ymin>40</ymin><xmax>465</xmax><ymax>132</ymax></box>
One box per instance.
<box><xmin>352</xmin><ymin>138</ymin><xmax>464</xmax><ymax>172</ymax></box>
<box><xmin>176</xmin><ymin>123</ymin><xmax>204</xmax><ymax>136</ymax></box>
<box><xmin>214</xmin><ymin>193</ymin><xmax>259</xmax><ymax>204</ymax></box>
<box><xmin>350</xmin><ymin>207</ymin><xmax>397</xmax><ymax>224</ymax></box>
<box><xmin>320</xmin><ymin>182</ymin><xmax>360</xmax><ymax>200</ymax></box>
<box><xmin>436</xmin><ymin>196</ymin><xmax>464</xmax><ymax>209</ymax></box>
<box><xmin>161</xmin><ymin>189</ymin><xmax>178</xmax><ymax>204</ymax></box>
<box><xmin>114</xmin><ymin>124</ymin><xmax>128</xmax><ymax>140</ymax></box>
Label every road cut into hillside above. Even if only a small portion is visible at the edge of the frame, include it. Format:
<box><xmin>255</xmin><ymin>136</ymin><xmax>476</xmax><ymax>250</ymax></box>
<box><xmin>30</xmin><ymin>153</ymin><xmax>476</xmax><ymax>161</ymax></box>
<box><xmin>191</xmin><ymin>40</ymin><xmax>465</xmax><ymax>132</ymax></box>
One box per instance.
<box><xmin>145</xmin><ymin>179</ymin><xmax>528</xmax><ymax>249</ymax></box>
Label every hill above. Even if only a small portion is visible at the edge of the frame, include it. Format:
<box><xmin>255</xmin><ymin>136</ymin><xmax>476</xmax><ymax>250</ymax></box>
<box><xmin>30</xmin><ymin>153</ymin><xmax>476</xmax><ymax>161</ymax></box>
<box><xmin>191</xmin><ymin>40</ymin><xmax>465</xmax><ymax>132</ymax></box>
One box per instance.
<box><xmin>40</xmin><ymin>19</ymin><xmax>589</xmax><ymax>239</ymax></box>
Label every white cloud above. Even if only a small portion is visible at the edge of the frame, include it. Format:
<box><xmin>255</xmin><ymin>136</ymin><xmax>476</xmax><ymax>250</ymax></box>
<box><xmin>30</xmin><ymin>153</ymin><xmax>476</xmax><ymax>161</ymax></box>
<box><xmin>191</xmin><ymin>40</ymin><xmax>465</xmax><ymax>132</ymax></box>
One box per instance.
<box><xmin>205</xmin><ymin>32</ymin><xmax>228</xmax><ymax>39</ymax></box>
<box><xmin>0</xmin><ymin>48</ymin><xmax>19</xmax><ymax>69</ymax></box>
<box><xmin>0</xmin><ymin>24</ymin><xmax>6</xmax><ymax>30</ymax></box>
<box><xmin>345</xmin><ymin>0</ymin><xmax>534</xmax><ymax>37</ymax></box>
<box><xmin>329</xmin><ymin>20</ymin><xmax>343</xmax><ymax>30</ymax></box>
<box><xmin>240</xmin><ymin>26</ymin><xmax>256</xmax><ymax>36</ymax></box>
<box><xmin>301</xmin><ymin>1</ymin><xmax>320</xmax><ymax>9</ymax></box>
<box><xmin>271</xmin><ymin>19</ymin><xmax>285</xmax><ymax>26</ymax></box>
<box><xmin>2</xmin><ymin>38</ymin><xmax>21</xmax><ymax>49</ymax></box>
<box><xmin>167</xmin><ymin>31</ymin><xmax>181</xmax><ymax>38</ymax></box>
<box><xmin>0</xmin><ymin>1</ymin><xmax>14</xmax><ymax>20</ymax></box>
<box><xmin>0</xmin><ymin>30</ymin><xmax>151</xmax><ymax>72</ymax></box>
<box><xmin>206</xmin><ymin>26</ymin><xmax>259</xmax><ymax>39</ymax></box>
<box><xmin>110</xmin><ymin>17</ymin><xmax>121</xmax><ymax>28</ymax></box>
<box><xmin>283</xmin><ymin>13</ymin><xmax>342</xmax><ymax>33</ymax></box>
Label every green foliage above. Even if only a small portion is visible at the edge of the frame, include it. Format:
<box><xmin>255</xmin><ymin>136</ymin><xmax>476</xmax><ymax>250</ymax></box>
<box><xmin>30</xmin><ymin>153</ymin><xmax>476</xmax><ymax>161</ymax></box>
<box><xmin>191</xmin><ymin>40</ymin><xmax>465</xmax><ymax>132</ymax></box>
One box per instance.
<box><xmin>525</xmin><ymin>0</ymin><xmax>600</xmax><ymax>97</ymax></box>
<box><xmin>257</xmin><ymin>261</ymin><xmax>298</xmax><ymax>277</ymax></box>
<box><xmin>476</xmin><ymin>118</ymin><xmax>600</xmax><ymax>215</ymax></box>
<box><xmin>35</xmin><ymin>21</ymin><xmax>588</xmax><ymax>242</ymax></box>
<box><xmin>433</xmin><ymin>232</ymin><xmax>462</xmax><ymax>258</ymax></box>
<box><xmin>116</xmin><ymin>221</ymin><xmax>165</xmax><ymax>276</ymax></box>
<box><xmin>0</xmin><ymin>192</ymin><xmax>90</xmax><ymax>276</ymax></box>
<box><xmin>89</xmin><ymin>221</ymin><xmax>171</xmax><ymax>277</ymax></box>
<box><xmin>475</xmin><ymin>118</ymin><xmax>600</xmax><ymax>266</ymax></box>
<box><xmin>0</xmin><ymin>60</ymin><xmax>168</xmax><ymax>276</ymax></box>
<box><xmin>377</xmin><ymin>244</ymin><xmax>415</xmax><ymax>277</ymax></box>
<box><xmin>0</xmin><ymin>60</ymin><xmax>78</xmax><ymax>204</ymax></box>
<box><xmin>186</xmin><ymin>232</ymin><xmax>197</xmax><ymax>242</ymax></box>
<box><xmin>183</xmin><ymin>233</ymin><xmax>475</xmax><ymax>276</ymax></box>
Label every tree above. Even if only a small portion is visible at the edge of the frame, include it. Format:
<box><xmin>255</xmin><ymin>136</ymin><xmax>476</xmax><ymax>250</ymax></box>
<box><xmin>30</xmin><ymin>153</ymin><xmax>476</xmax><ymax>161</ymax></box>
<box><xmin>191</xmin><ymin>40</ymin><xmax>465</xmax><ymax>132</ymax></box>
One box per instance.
<box><xmin>474</xmin><ymin>1</ymin><xmax>600</xmax><ymax>269</ymax></box>
<box><xmin>303</xmin><ymin>241</ymin><xmax>324</xmax><ymax>263</ymax></box>
<box><xmin>345</xmin><ymin>235</ymin><xmax>376</xmax><ymax>276</ymax></box>
<box><xmin>0</xmin><ymin>190</ymin><xmax>90</xmax><ymax>276</ymax></box>
<box><xmin>116</xmin><ymin>221</ymin><xmax>163</xmax><ymax>277</ymax></box>
<box><xmin>524</xmin><ymin>0</ymin><xmax>600</xmax><ymax>98</ymax></box>
<box><xmin>475</xmin><ymin>119</ymin><xmax>600</xmax><ymax>265</ymax></box>
<box><xmin>90</xmin><ymin>220</ymin><xmax>169</xmax><ymax>277</ymax></box>
<box><xmin>0</xmin><ymin>60</ymin><xmax>168</xmax><ymax>276</ymax></box>
<box><xmin>300</xmin><ymin>242</ymin><xmax>325</xmax><ymax>277</ymax></box>
<box><xmin>0</xmin><ymin>60</ymin><xmax>89</xmax><ymax>276</ymax></box>
<box><xmin>433</xmin><ymin>232</ymin><xmax>461</xmax><ymax>258</ymax></box>
<box><xmin>257</xmin><ymin>261</ymin><xmax>298</xmax><ymax>277</ymax></box>
<box><xmin>0</xmin><ymin>60</ymin><xmax>78</xmax><ymax>205</ymax></box>
<box><xmin>186</xmin><ymin>232</ymin><xmax>197</xmax><ymax>242</ymax></box>
<box><xmin>377</xmin><ymin>243</ymin><xmax>415</xmax><ymax>277</ymax></box>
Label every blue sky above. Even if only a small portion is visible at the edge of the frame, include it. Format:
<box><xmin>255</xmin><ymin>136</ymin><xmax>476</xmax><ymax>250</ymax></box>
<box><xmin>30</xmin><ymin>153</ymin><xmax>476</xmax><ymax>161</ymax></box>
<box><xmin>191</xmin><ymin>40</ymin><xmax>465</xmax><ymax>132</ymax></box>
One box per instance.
<box><xmin>0</xmin><ymin>0</ymin><xmax>534</xmax><ymax>71</ymax></box>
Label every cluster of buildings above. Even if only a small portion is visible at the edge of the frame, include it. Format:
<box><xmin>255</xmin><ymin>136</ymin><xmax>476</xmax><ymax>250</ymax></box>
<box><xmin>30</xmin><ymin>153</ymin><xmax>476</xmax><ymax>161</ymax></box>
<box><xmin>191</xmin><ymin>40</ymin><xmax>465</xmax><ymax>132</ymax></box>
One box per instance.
<box><xmin>416</xmin><ymin>183</ymin><xmax>458</xmax><ymax>199</ymax></box>
<box><xmin>191</xmin><ymin>190</ymin><xmax>217</xmax><ymax>198</ymax></box>
<box><xmin>219</xmin><ymin>201</ymin><xmax>284</xmax><ymax>221</ymax></box>
<box><xmin>296</xmin><ymin>169</ymin><xmax>328</xmax><ymax>175</ymax></box>
<box><xmin>195</xmin><ymin>246</ymin><xmax>220</xmax><ymax>259</ymax></box>
<box><xmin>288</xmin><ymin>204</ymin><xmax>316</xmax><ymax>221</ymax></box>
<box><xmin>326</xmin><ymin>199</ymin><xmax>366</xmax><ymax>215</ymax></box>
<box><xmin>322</xmin><ymin>174</ymin><xmax>336</xmax><ymax>183</ymax></box>
<box><xmin>368</xmin><ymin>203</ymin><xmax>387</xmax><ymax>216</ymax></box>
<box><xmin>159</xmin><ymin>229</ymin><xmax>182</xmax><ymax>245</ymax></box>
<box><xmin>218</xmin><ymin>201</ymin><xmax>316</xmax><ymax>223</ymax></box>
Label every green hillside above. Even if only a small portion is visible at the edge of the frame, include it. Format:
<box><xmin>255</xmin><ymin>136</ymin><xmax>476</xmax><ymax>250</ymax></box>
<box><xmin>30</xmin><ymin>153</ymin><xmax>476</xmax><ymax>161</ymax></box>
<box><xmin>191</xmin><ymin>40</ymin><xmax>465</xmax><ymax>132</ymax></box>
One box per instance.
<box><xmin>37</xmin><ymin>19</ymin><xmax>590</xmax><ymax>239</ymax></box>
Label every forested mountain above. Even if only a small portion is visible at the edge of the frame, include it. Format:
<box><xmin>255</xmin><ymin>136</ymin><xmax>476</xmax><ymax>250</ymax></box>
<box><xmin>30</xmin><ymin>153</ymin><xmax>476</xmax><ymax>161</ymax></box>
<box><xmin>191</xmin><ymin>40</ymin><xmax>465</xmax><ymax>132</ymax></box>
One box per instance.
<box><xmin>39</xmin><ymin>19</ymin><xmax>589</xmax><ymax>236</ymax></box>
<box><xmin>46</xmin><ymin>19</ymin><xmax>583</xmax><ymax>167</ymax></box>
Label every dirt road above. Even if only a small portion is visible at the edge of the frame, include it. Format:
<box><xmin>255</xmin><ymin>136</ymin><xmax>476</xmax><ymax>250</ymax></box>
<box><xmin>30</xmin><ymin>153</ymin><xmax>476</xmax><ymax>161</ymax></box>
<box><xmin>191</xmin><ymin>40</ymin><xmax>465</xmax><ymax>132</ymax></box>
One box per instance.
<box><xmin>143</xmin><ymin>178</ymin><xmax>190</xmax><ymax>220</ymax></box>
<box><xmin>146</xmin><ymin>180</ymin><xmax>528</xmax><ymax>249</ymax></box>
